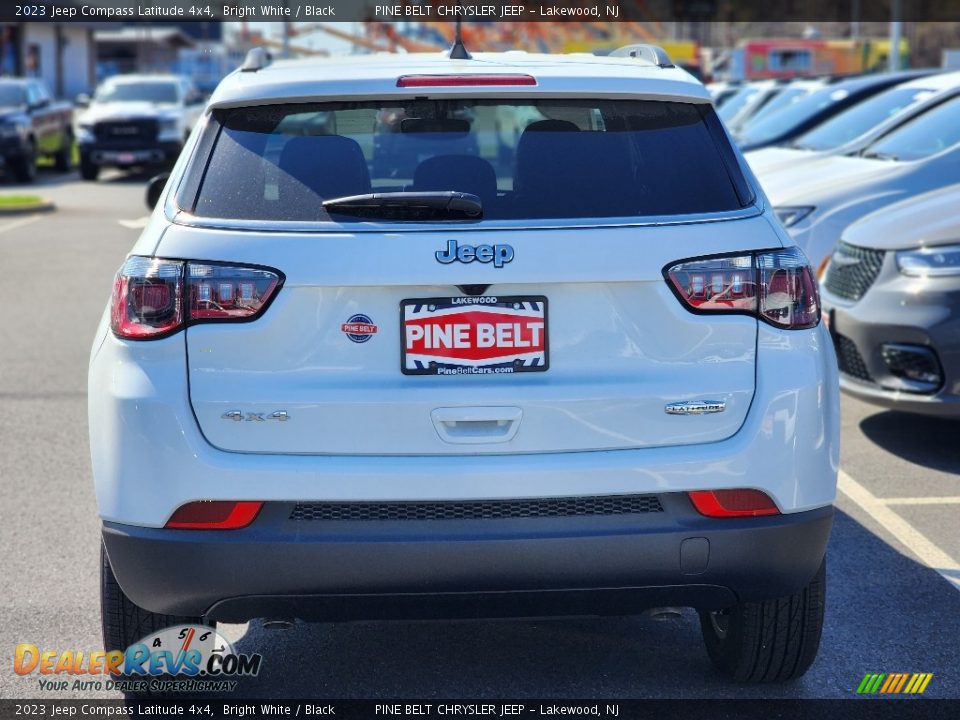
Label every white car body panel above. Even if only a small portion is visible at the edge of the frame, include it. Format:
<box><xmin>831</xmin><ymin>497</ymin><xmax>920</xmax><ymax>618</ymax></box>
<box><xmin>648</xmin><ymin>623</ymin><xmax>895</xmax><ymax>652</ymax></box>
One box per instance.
<box><xmin>843</xmin><ymin>182</ymin><xmax>960</xmax><ymax>250</ymax></box>
<box><xmin>163</xmin><ymin>219</ymin><xmax>777</xmax><ymax>456</ymax></box>
<box><xmin>747</xmin><ymin>146</ymin><xmax>828</xmax><ymax>176</ymax></box>
<box><xmin>760</xmin><ymin>155</ymin><xmax>902</xmax><ymax>201</ymax></box>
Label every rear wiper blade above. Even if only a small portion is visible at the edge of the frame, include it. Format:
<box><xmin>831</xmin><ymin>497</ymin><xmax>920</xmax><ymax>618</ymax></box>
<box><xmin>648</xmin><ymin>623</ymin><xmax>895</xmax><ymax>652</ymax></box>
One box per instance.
<box><xmin>322</xmin><ymin>191</ymin><xmax>482</xmax><ymax>221</ymax></box>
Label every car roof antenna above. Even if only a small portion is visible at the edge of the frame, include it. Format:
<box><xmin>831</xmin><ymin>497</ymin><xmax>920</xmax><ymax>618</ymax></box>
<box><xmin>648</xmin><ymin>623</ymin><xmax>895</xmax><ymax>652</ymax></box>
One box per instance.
<box><xmin>449</xmin><ymin>19</ymin><xmax>472</xmax><ymax>60</ymax></box>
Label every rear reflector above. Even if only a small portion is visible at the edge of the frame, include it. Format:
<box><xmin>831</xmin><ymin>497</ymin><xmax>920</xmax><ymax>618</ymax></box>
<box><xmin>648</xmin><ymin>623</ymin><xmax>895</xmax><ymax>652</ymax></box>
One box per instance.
<box><xmin>688</xmin><ymin>490</ymin><xmax>780</xmax><ymax>518</ymax></box>
<box><xmin>110</xmin><ymin>258</ymin><xmax>183</xmax><ymax>339</ymax></box>
<box><xmin>165</xmin><ymin>501</ymin><xmax>263</xmax><ymax>530</ymax></box>
<box><xmin>816</xmin><ymin>254</ymin><xmax>831</xmax><ymax>281</ymax></box>
<box><xmin>397</xmin><ymin>74</ymin><xmax>537</xmax><ymax>88</ymax></box>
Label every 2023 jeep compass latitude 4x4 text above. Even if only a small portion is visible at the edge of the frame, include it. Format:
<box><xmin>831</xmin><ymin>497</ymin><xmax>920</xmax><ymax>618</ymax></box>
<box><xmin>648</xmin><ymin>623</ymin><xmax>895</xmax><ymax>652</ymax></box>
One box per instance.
<box><xmin>89</xmin><ymin>46</ymin><xmax>838</xmax><ymax>684</ymax></box>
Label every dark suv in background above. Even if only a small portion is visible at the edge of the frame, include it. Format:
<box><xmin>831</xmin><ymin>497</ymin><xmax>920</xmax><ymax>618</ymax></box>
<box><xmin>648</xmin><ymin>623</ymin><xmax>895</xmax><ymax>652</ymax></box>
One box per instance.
<box><xmin>0</xmin><ymin>78</ymin><xmax>73</xmax><ymax>182</ymax></box>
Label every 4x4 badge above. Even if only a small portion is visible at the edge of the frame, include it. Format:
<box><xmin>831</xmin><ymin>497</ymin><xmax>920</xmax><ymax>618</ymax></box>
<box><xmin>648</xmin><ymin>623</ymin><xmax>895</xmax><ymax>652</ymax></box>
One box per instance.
<box><xmin>435</xmin><ymin>239</ymin><xmax>514</xmax><ymax>268</ymax></box>
<box><xmin>222</xmin><ymin>411</ymin><xmax>290</xmax><ymax>422</ymax></box>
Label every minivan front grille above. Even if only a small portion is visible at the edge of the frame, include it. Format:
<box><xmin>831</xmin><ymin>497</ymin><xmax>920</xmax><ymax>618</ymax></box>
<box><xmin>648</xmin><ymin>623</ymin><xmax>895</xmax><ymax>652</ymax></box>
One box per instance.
<box><xmin>824</xmin><ymin>241</ymin><xmax>885</xmax><ymax>302</ymax></box>
<box><xmin>290</xmin><ymin>495</ymin><xmax>664</xmax><ymax>521</ymax></box>
<box><xmin>834</xmin><ymin>333</ymin><xmax>873</xmax><ymax>383</ymax></box>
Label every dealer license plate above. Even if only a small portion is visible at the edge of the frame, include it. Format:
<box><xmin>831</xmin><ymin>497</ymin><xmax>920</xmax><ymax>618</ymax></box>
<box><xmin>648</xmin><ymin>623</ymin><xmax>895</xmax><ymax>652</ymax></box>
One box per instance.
<box><xmin>401</xmin><ymin>296</ymin><xmax>548</xmax><ymax>376</ymax></box>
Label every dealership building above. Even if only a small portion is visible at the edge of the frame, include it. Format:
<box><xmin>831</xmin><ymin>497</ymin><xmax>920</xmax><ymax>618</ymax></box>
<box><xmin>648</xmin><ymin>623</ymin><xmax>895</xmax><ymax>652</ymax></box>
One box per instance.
<box><xmin>0</xmin><ymin>21</ymin><xmax>107</xmax><ymax>99</ymax></box>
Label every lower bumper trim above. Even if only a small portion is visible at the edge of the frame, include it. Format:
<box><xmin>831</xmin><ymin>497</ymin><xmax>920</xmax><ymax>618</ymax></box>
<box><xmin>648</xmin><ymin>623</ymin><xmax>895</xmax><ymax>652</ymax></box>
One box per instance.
<box><xmin>102</xmin><ymin>497</ymin><xmax>832</xmax><ymax>622</ymax></box>
<box><xmin>206</xmin><ymin>586</ymin><xmax>739</xmax><ymax>623</ymax></box>
<box><xmin>839</xmin><ymin>375</ymin><xmax>960</xmax><ymax>417</ymax></box>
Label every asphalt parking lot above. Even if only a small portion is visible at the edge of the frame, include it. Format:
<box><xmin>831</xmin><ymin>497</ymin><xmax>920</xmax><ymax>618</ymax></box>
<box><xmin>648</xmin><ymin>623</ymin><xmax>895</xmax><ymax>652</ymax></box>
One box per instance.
<box><xmin>0</xmin><ymin>169</ymin><xmax>958</xmax><ymax>701</ymax></box>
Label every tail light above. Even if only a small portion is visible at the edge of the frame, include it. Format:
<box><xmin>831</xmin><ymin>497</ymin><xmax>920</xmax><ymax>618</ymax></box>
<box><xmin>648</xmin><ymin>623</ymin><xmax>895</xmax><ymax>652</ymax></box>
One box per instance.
<box><xmin>188</xmin><ymin>263</ymin><xmax>281</xmax><ymax>320</ymax></box>
<box><xmin>688</xmin><ymin>490</ymin><xmax>780</xmax><ymax>518</ymax></box>
<box><xmin>165</xmin><ymin>501</ymin><xmax>263</xmax><ymax>530</ymax></box>
<box><xmin>665</xmin><ymin>247</ymin><xmax>820</xmax><ymax>329</ymax></box>
<box><xmin>110</xmin><ymin>257</ymin><xmax>283</xmax><ymax>339</ymax></box>
<box><xmin>396</xmin><ymin>74</ymin><xmax>537</xmax><ymax>87</ymax></box>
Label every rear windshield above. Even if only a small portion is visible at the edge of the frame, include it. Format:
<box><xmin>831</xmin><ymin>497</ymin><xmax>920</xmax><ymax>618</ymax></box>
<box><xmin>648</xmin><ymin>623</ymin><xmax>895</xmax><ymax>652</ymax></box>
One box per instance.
<box><xmin>188</xmin><ymin>99</ymin><xmax>750</xmax><ymax>222</ymax></box>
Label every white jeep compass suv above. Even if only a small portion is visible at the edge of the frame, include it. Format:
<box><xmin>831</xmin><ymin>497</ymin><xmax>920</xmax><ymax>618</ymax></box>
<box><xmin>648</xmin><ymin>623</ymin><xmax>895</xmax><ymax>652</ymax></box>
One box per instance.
<box><xmin>89</xmin><ymin>46</ymin><xmax>838</xmax><ymax>683</ymax></box>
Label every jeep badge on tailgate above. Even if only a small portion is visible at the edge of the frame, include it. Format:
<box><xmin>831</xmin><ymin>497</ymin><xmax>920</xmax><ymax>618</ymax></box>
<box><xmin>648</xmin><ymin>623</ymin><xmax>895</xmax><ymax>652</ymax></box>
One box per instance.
<box><xmin>435</xmin><ymin>239</ymin><xmax>514</xmax><ymax>268</ymax></box>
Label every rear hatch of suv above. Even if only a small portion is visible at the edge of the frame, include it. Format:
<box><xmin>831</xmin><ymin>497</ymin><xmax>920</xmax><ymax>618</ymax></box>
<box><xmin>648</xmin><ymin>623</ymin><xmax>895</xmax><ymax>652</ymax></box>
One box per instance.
<box><xmin>161</xmin><ymin>94</ymin><xmax>772</xmax><ymax>455</ymax></box>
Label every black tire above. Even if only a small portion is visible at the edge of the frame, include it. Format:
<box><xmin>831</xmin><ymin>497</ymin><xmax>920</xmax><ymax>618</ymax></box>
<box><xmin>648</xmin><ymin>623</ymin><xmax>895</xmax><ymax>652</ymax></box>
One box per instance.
<box><xmin>699</xmin><ymin>558</ymin><xmax>826</xmax><ymax>683</ymax></box>
<box><xmin>11</xmin><ymin>141</ymin><xmax>36</xmax><ymax>183</ymax></box>
<box><xmin>100</xmin><ymin>543</ymin><xmax>201</xmax><ymax>654</ymax></box>
<box><xmin>79</xmin><ymin>154</ymin><xmax>99</xmax><ymax>181</ymax></box>
<box><xmin>54</xmin><ymin>133</ymin><xmax>73</xmax><ymax>172</ymax></box>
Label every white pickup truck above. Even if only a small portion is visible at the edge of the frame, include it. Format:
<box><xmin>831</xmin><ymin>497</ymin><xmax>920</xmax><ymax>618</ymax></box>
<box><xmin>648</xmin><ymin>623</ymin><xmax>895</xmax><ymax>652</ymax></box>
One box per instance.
<box><xmin>74</xmin><ymin>74</ymin><xmax>204</xmax><ymax>180</ymax></box>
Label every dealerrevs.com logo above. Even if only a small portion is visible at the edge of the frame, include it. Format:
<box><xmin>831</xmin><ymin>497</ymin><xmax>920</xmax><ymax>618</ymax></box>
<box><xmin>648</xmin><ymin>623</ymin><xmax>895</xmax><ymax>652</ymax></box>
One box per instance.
<box><xmin>14</xmin><ymin>625</ymin><xmax>262</xmax><ymax>693</ymax></box>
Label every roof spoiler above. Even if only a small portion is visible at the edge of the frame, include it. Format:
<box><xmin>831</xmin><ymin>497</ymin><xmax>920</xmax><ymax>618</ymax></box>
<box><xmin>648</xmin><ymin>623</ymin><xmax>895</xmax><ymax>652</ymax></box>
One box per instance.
<box><xmin>240</xmin><ymin>47</ymin><xmax>271</xmax><ymax>73</ymax></box>
<box><xmin>609</xmin><ymin>44</ymin><xmax>675</xmax><ymax>69</ymax></box>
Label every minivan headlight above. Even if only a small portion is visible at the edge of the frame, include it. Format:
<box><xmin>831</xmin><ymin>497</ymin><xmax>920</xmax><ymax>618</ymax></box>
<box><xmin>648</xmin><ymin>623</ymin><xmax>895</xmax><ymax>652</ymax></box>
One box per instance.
<box><xmin>774</xmin><ymin>206</ymin><xmax>815</xmax><ymax>228</ymax></box>
<box><xmin>897</xmin><ymin>244</ymin><xmax>960</xmax><ymax>277</ymax></box>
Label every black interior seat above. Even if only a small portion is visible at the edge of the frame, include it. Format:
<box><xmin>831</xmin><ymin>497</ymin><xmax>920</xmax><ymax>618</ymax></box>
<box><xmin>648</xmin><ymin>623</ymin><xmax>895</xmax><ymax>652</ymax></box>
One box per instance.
<box><xmin>412</xmin><ymin>154</ymin><xmax>499</xmax><ymax>213</ymax></box>
<box><xmin>278</xmin><ymin>135</ymin><xmax>371</xmax><ymax>214</ymax></box>
<box><xmin>514</xmin><ymin>120</ymin><xmax>638</xmax><ymax>218</ymax></box>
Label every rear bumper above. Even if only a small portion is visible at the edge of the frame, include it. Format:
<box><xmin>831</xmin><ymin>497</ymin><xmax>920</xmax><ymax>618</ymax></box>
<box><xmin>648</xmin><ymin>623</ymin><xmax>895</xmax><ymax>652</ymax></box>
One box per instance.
<box><xmin>102</xmin><ymin>498</ymin><xmax>832</xmax><ymax>621</ymax></box>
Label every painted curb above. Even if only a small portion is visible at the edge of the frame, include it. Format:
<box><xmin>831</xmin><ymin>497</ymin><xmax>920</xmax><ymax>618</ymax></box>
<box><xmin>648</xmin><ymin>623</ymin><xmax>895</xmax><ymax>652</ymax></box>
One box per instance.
<box><xmin>0</xmin><ymin>199</ymin><xmax>56</xmax><ymax>215</ymax></box>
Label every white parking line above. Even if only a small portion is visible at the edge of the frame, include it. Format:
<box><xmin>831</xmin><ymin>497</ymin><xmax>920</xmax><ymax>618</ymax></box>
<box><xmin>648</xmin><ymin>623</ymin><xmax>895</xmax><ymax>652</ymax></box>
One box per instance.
<box><xmin>0</xmin><ymin>214</ymin><xmax>44</xmax><ymax>237</ymax></box>
<box><xmin>881</xmin><ymin>496</ymin><xmax>960</xmax><ymax>506</ymax></box>
<box><xmin>117</xmin><ymin>216</ymin><xmax>150</xmax><ymax>229</ymax></box>
<box><xmin>838</xmin><ymin>469</ymin><xmax>960</xmax><ymax>592</ymax></box>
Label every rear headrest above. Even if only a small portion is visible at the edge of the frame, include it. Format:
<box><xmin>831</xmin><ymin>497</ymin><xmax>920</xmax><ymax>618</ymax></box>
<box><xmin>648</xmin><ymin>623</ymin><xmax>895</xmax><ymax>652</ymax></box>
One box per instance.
<box><xmin>278</xmin><ymin>135</ymin><xmax>371</xmax><ymax>202</ymax></box>
<box><xmin>412</xmin><ymin>154</ymin><xmax>498</xmax><ymax>208</ymax></box>
<box><xmin>523</xmin><ymin>119</ymin><xmax>581</xmax><ymax>133</ymax></box>
<box><xmin>514</xmin><ymin>127</ymin><xmax>637</xmax><ymax>218</ymax></box>
<box><xmin>514</xmin><ymin>120</ymin><xmax>581</xmax><ymax>196</ymax></box>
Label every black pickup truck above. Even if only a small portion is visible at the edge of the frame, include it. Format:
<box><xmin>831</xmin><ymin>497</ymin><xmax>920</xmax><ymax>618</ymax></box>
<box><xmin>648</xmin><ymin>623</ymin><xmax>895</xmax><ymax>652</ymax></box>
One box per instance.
<box><xmin>0</xmin><ymin>78</ymin><xmax>74</xmax><ymax>182</ymax></box>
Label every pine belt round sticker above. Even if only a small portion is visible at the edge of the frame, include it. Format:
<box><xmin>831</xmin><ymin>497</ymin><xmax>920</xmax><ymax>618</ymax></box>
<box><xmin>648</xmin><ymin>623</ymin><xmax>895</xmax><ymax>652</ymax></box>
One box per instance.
<box><xmin>342</xmin><ymin>314</ymin><xmax>378</xmax><ymax>343</ymax></box>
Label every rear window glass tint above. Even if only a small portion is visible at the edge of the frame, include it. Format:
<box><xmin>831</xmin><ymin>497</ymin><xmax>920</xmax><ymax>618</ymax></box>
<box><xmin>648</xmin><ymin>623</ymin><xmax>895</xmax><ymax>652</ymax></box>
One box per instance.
<box><xmin>190</xmin><ymin>99</ymin><xmax>750</xmax><ymax>222</ymax></box>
